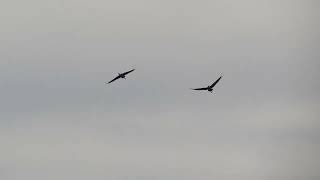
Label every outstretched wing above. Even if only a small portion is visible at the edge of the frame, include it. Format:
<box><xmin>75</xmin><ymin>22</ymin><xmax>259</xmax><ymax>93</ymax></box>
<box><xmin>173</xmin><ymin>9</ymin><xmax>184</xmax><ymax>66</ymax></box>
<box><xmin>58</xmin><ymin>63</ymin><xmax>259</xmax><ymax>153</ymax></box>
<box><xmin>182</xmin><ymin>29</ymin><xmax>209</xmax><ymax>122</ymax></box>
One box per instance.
<box><xmin>122</xmin><ymin>69</ymin><xmax>135</xmax><ymax>76</ymax></box>
<box><xmin>209</xmin><ymin>76</ymin><xmax>222</xmax><ymax>88</ymax></box>
<box><xmin>191</xmin><ymin>87</ymin><xmax>208</xmax><ymax>90</ymax></box>
<box><xmin>107</xmin><ymin>75</ymin><xmax>121</xmax><ymax>84</ymax></box>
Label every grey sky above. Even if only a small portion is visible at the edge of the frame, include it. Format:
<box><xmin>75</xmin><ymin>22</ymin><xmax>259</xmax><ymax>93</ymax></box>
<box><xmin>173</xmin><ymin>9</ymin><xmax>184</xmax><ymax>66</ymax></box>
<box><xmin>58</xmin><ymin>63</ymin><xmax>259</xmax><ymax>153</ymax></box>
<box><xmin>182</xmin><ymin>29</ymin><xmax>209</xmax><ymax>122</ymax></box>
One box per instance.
<box><xmin>0</xmin><ymin>0</ymin><xmax>319</xmax><ymax>179</ymax></box>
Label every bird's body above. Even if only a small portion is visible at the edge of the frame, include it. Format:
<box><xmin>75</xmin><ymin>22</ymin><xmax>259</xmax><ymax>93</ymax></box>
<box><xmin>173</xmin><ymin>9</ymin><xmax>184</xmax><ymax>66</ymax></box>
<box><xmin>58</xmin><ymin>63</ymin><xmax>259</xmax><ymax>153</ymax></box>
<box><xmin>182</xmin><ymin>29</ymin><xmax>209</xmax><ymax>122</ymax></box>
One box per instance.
<box><xmin>107</xmin><ymin>69</ymin><xmax>135</xmax><ymax>84</ymax></box>
<box><xmin>191</xmin><ymin>76</ymin><xmax>222</xmax><ymax>93</ymax></box>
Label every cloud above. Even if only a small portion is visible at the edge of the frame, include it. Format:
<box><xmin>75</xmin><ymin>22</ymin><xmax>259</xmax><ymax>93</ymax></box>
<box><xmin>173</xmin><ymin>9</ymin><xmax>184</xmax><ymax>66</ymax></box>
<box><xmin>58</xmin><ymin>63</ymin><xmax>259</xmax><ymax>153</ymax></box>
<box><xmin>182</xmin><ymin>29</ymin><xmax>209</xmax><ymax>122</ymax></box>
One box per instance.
<box><xmin>0</xmin><ymin>0</ymin><xmax>319</xmax><ymax>179</ymax></box>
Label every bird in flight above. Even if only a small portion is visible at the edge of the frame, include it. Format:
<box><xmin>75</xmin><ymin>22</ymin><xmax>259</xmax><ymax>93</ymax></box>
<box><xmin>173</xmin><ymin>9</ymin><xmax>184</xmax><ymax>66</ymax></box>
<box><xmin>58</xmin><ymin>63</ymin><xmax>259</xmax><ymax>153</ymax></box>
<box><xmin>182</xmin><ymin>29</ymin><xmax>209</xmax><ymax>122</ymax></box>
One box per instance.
<box><xmin>191</xmin><ymin>76</ymin><xmax>222</xmax><ymax>93</ymax></box>
<box><xmin>107</xmin><ymin>69</ymin><xmax>135</xmax><ymax>84</ymax></box>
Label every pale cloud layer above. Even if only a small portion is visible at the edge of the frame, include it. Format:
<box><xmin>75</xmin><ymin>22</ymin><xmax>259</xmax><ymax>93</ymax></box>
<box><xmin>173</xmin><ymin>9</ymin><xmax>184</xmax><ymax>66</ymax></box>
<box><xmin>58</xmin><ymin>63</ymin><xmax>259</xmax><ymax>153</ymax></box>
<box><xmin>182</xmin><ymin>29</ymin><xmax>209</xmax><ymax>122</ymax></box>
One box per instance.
<box><xmin>0</xmin><ymin>0</ymin><xmax>319</xmax><ymax>179</ymax></box>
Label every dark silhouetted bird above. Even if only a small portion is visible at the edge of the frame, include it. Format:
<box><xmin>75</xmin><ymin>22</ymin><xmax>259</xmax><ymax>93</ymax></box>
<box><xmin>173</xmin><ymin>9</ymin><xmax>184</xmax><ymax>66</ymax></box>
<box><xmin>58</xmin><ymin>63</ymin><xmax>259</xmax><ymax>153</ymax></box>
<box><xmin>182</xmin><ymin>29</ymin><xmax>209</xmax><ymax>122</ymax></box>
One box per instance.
<box><xmin>191</xmin><ymin>76</ymin><xmax>222</xmax><ymax>93</ymax></box>
<box><xmin>107</xmin><ymin>69</ymin><xmax>135</xmax><ymax>84</ymax></box>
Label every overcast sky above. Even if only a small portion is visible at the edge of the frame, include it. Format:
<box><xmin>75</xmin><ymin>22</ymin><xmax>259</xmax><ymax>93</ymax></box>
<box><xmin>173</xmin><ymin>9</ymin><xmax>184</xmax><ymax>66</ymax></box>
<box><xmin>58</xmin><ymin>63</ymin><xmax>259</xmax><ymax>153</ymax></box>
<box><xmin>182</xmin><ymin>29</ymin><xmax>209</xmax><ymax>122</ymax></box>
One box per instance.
<box><xmin>0</xmin><ymin>0</ymin><xmax>319</xmax><ymax>179</ymax></box>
